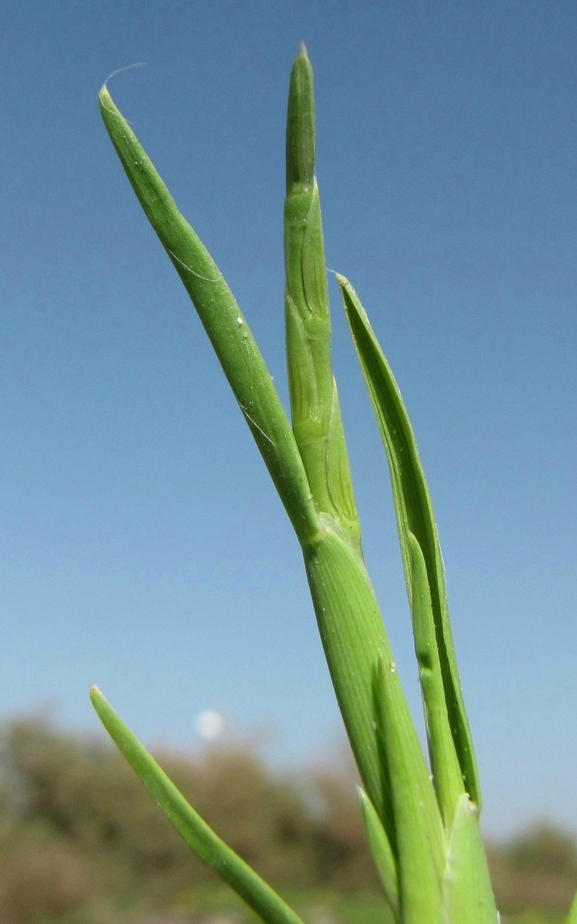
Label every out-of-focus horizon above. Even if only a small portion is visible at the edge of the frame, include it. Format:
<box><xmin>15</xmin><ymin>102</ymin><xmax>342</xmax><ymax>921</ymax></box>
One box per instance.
<box><xmin>1</xmin><ymin>0</ymin><xmax>576</xmax><ymax>841</ymax></box>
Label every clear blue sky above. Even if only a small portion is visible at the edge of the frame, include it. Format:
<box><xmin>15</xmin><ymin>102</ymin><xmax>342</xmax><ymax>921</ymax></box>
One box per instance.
<box><xmin>1</xmin><ymin>0</ymin><xmax>576</xmax><ymax>839</ymax></box>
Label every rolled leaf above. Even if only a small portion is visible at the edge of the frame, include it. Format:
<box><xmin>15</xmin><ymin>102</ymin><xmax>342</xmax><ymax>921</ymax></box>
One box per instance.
<box><xmin>284</xmin><ymin>48</ymin><xmax>360</xmax><ymax>550</ymax></box>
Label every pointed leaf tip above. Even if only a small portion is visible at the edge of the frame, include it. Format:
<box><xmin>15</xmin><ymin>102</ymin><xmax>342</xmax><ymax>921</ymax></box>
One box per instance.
<box><xmin>98</xmin><ymin>84</ymin><xmax>111</xmax><ymax>106</ymax></box>
<box><xmin>286</xmin><ymin>44</ymin><xmax>315</xmax><ymax>191</ymax></box>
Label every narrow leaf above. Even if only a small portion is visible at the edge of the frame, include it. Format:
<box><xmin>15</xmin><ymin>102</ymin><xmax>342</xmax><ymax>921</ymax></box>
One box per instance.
<box><xmin>408</xmin><ymin>531</ymin><xmax>464</xmax><ymax>828</ymax></box>
<box><xmin>443</xmin><ymin>793</ymin><xmax>499</xmax><ymax>924</ymax></box>
<box><xmin>284</xmin><ymin>48</ymin><xmax>360</xmax><ymax>549</ymax></box>
<box><xmin>90</xmin><ymin>687</ymin><xmax>308</xmax><ymax>924</ymax></box>
<box><xmin>99</xmin><ymin>85</ymin><xmax>319</xmax><ymax>547</ymax></box>
<box><xmin>338</xmin><ymin>274</ymin><xmax>480</xmax><ymax>807</ymax></box>
<box><xmin>375</xmin><ymin>655</ymin><xmax>445</xmax><ymax>924</ymax></box>
<box><xmin>358</xmin><ymin>787</ymin><xmax>400</xmax><ymax>921</ymax></box>
<box><xmin>566</xmin><ymin>890</ymin><xmax>577</xmax><ymax>924</ymax></box>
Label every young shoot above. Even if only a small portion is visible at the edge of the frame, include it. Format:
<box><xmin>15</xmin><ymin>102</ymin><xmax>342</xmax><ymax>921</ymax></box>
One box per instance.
<box><xmin>93</xmin><ymin>45</ymin><xmax>560</xmax><ymax>924</ymax></box>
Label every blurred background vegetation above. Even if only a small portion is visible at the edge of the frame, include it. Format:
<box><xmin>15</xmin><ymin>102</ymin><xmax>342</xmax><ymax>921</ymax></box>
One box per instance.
<box><xmin>0</xmin><ymin>715</ymin><xmax>574</xmax><ymax>924</ymax></box>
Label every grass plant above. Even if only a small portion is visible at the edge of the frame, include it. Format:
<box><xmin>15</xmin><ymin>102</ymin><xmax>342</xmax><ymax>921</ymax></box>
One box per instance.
<box><xmin>92</xmin><ymin>46</ymin><xmax>576</xmax><ymax>924</ymax></box>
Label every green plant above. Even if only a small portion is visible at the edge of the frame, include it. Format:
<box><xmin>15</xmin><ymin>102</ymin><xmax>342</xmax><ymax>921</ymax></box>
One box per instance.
<box><xmin>92</xmin><ymin>47</ymin><xmax>577</xmax><ymax>924</ymax></box>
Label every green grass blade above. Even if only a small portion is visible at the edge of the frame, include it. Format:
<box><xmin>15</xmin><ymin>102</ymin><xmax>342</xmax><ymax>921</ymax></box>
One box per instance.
<box><xmin>284</xmin><ymin>48</ymin><xmax>361</xmax><ymax>550</ymax></box>
<box><xmin>408</xmin><ymin>532</ymin><xmax>464</xmax><ymax>829</ymax></box>
<box><xmin>443</xmin><ymin>794</ymin><xmax>499</xmax><ymax>924</ymax></box>
<box><xmin>337</xmin><ymin>274</ymin><xmax>480</xmax><ymax>808</ymax></box>
<box><xmin>566</xmin><ymin>890</ymin><xmax>577</xmax><ymax>924</ymax></box>
<box><xmin>99</xmin><ymin>86</ymin><xmax>319</xmax><ymax>547</ymax></box>
<box><xmin>375</xmin><ymin>655</ymin><xmax>445</xmax><ymax>924</ymax></box>
<box><xmin>90</xmin><ymin>687</ymin><xmax>308</xmax><ymax>924</ymax></box>
<box><xmin>358</xmin><ymin>787</ymin><xmax>400</xmax><ymax>921</ymax></box>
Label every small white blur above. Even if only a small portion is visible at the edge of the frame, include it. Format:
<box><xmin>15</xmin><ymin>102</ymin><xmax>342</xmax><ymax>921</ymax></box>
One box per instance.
<box><xmin>195</xmin><ymin>710</ymin><xmax>225</xmax><ymax>740</ymax></box>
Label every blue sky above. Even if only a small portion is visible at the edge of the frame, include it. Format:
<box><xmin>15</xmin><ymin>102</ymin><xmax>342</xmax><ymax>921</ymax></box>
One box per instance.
<box><xmin>1</xmin><ymin>0</ymin><xmax>576</xmax><ymax>839</ymax></box>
